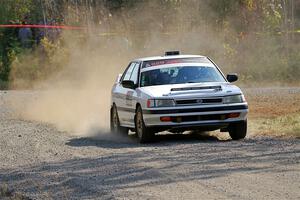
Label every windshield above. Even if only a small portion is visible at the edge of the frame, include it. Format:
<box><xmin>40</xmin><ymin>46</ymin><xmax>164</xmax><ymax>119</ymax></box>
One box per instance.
<box><xmin>140</xmin><ymin>66</ymin><xmax>226</xmax><ymax>87</ymax></box>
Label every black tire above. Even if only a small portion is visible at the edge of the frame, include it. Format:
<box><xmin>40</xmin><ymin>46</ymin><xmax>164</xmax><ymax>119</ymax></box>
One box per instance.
<box><xmin>110</xmin><ymin>105</ymin><xmax>128</xmax><ymax>135</ymax></box>
<box><xmin>135</xmin><ymin>106</ymin><xmax>154</xmax><ymax>143</ymax></box>
<box><xmin>228</xmin><ymin>120</ymin><xmax>247</xmax><ymax>140</ymax></box>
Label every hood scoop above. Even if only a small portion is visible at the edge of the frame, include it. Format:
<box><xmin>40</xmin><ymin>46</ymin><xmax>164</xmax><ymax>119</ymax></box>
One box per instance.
<box><xmin>171</xmin><ymin>85</ymin><xmax>222</xmax><ymax>92</ymax></box>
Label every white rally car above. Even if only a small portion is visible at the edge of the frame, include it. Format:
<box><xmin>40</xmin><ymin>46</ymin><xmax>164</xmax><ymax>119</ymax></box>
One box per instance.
<box><xmin>111</xmin><ymin>51</ymin><xmax>248</xmax><ymax>143</ymax></box>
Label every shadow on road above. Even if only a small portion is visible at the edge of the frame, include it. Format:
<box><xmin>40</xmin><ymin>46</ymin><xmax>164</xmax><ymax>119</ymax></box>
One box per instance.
<box><xmin>65</xmin><ymin>132</ymin><xmax>223</xmax><ymax>149</ymax></box>
<box><xmin>1</xmin><ymin>136</ymin><xmax>299</xmax><ymax>199</ymax></box>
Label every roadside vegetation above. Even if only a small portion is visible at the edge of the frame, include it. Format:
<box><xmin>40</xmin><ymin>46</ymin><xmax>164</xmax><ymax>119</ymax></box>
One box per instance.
<box><xmin>245</xmin><ymin>88</ymin><xmax>300</xmax><ymax>138</ymax></box>
<box><xmin>249</xmin><ymin>114</ymin><xmax>300</xmax><ymax>138</ymax></box>
<box><xmin>0</xmin><ymin>0</ymin><xmax>299</xmax><ymax>89</ymax></box>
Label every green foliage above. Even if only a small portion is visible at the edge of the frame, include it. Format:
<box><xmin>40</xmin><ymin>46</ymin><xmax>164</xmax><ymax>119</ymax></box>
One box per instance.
<box><xmin>261</xmin><ymin>1</ymin><xmax>283</xmax><ymax>32</ymax></box>
<box><xmin>0</xmin><ymin>0</ymin><xmax>35</xmax><ymax>23</ymax></box>
<box><xmin>0</xmin><ymin>0</ymin><xmax>40</xmax><ymax>89</ymax></box>
<box><xmin>286</xmin><ymin>51</ymin><xmax>300</xmax><ymax>81</ymax></box>
<box><xmin>0</xmin><ymin>26</ymin><xmax>22</xmax><ymax>89</ymax></box>
<box><xmin>0</xmin><ymin>0</ymin><xmax>299</xmax><ymax>89</ymax></box>
<box><xmin>9</xmin><ymin>37</ymin><xmax>69</xmax><ymax>88</ymax></box>
<box><xmin>208</xmin><ymin>0</ymin><xmax>241</xmax><ymax>23</ymax></box>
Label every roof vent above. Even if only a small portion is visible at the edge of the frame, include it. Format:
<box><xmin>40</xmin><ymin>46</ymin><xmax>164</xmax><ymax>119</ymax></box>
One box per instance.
<box><xmin>165</xmin><ymin>51</ymin><xmax>180</xmax><ymax>56</ymax></box>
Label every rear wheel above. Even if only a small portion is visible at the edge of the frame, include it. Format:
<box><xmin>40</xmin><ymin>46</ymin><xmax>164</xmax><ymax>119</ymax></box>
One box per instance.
<box><xmin>135</xmin><ymin>106</ymin><xmax>154</xmax><ymax>143</ymax></box>
<box><xmin>228</xmin><ymin>120</ymin><xmax>247</xmax><ymax>140</ymax></box>
<box><xmin>110</xmin><ymin>105</ymin><xmax>128</xmax><ymax>135</ymax></box>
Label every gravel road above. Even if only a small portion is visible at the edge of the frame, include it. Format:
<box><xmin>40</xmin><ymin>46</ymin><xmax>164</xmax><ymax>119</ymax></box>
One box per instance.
<box><xmin>0</xmin><ymin>89</ymin><xmax>300</xmax><ymax>200</ymax></box>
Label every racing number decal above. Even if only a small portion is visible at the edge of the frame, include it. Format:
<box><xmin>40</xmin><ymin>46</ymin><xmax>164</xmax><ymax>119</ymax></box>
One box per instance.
<box><xmin>126</xmin><ymin>91</ymin><xmax>134</xmax><ymax>106</ymax></box>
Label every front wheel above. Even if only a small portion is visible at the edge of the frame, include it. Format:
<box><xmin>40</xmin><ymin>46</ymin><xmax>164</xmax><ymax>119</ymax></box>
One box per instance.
<box><xmin>135</xmin><ymin>106</ymin><xmax>154</xmax><ymax>143</ymax></box>
<box><xmin>110</xmin><ymin>105</ymin><xmax>128</xmax><ymax>135</ymax></box>
<box><xmin>228</xmin><ymin>120</ymin><xmax>247</xmax><ymax>140</ymax></box>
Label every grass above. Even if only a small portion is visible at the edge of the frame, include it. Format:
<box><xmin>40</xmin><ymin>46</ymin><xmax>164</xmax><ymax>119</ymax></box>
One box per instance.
<box><xmin>249</xmin><ymin>113</ymin><xmax>300</xmax><ymax>138</ymax></box>
<box><xmin>244</xmin><ymin>87</ymin><xmax>300</xmax><ymax>138</ymax></box>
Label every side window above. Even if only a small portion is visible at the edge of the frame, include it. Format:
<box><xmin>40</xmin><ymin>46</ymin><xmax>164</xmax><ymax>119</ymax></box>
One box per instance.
<box><xmin>123</xmin><ymin>63</ymin><xmax>136</xmax><ymax>81</ymax></box>
<box><xmin>129</xmin><ymin>63</ymin><xmax>140</xmax><ymax>84</ymax></box>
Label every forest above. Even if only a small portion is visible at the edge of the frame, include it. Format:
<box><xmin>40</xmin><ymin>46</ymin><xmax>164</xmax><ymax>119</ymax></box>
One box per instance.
<box><xmin>0</xmin><ymin>0</ymin><xmax>299</xmax><ymax>89</ymax></box>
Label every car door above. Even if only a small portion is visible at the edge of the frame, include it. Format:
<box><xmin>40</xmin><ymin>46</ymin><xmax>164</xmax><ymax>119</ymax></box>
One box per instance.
<box><xmin>116</xmin><ymin>62</ymin><xmax>140</xmax><ymax>127</ymax></box>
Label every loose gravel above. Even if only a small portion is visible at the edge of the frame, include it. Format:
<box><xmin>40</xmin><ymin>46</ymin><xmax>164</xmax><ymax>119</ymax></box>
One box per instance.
<box><xmin>0</xmin><ymin>90</ymin><xmax>299</xmax><ymax>200</ymax></box>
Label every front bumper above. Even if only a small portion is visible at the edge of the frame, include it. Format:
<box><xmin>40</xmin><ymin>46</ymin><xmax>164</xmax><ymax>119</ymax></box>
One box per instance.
<box><xmin>143</xmin><ymin>103</ymin><xmax>248</xmax><ymax>130</ymax></box>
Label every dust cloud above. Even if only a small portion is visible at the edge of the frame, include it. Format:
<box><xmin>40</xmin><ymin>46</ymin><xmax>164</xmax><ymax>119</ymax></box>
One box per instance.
<box><xmin>8</xmin><ymin>1</ymin><xmax>283</xmax><ymax>136</ymax></box>
<box><xmin>13</xmin><ymin>40</ymin><xmax>131</xmax><ymax>135</ymax></box>
<box><xmin>7</xmin><ymin>1</ymin><xmax>228</xmax><ymax>136</ymax></box>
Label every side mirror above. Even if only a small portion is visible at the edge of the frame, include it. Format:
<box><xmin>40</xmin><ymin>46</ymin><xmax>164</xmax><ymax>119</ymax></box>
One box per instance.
<box><xmin>226</xmin><ymin>73</ymin><xmax>238</xmax><ymax>83</ymax></box>
<box><xmin>121</xmin><ymin>80</ymin><xmax>135</xmax><ymax>89</ymax></box>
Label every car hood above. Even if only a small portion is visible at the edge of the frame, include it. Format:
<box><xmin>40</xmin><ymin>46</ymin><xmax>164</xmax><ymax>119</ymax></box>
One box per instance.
<box><xmin>139</xmin><ymin>82</ymin><xmax>242</xmax><ymax>99</ymax></box>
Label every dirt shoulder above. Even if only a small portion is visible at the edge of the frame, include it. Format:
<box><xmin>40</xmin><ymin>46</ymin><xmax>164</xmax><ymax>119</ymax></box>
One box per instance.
<box><xmin>244</xmin><ymin>87</ymin><xmax>300</xmax><ymax>118</ymax></box>
<box><xmin>244</xmin><ymin>87</ymin><xmax>300</xmax><ymax>137</ymax></box>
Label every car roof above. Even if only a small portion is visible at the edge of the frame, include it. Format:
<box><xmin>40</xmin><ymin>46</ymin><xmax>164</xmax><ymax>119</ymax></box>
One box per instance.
<box><xmin>133</xmin><ymin>55</ymin><xmax>206</xmax><ymax>62</ymax></box>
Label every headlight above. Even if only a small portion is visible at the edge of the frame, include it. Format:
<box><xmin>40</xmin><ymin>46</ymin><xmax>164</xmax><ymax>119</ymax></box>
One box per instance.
<box><xmin>223</xmin><ymin>95</ymin><xmax>245</xmax><ymax>104</ymax></box>
<box><xmin>147</xmin><ymin>99</ymin><xmax>175</xmax><ymax>108</ymax></box>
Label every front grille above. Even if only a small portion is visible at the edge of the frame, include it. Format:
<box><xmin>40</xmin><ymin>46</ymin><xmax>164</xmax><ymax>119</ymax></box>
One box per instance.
<box><xmin>202</xmin><ymin>98</ymin><xmax>222</xmax><ymax>103</ymax></box>
<box><xmin>176</xmin><ymin>99</ymin><xmax>198</xmax><ymax>104</ymax></box>
<box><xmin>171</xmin><ymin>114</ymin><xmax>227</xmax><ymax>123</ymax></box>
<box><xmin>176</xmin><ymin>98</ymin><xmax>222</xmax><ymax>105</ymax></box>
